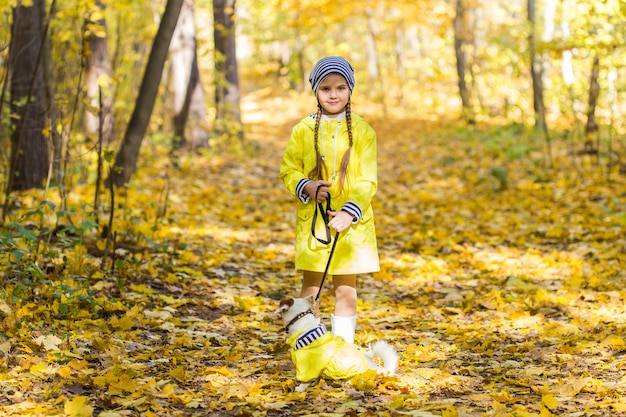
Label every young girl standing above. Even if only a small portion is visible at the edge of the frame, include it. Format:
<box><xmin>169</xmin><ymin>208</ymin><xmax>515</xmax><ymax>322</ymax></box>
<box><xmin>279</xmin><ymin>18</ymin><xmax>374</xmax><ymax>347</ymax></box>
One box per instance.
<box><xmin>279</xmin><ymin>56</ymin><xmax>379</xmax><ymax>344</ymax></box>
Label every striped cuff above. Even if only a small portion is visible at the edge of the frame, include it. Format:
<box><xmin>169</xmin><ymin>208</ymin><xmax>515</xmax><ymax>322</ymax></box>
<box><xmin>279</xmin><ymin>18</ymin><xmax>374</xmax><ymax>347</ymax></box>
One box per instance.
<box><xmin>341</xmin><ymin>201</ymin><xmax>362</xmax><ymax>223</ymax></box>
<box><xmin>296</xmin><ymin>178</ymin><xmax>313</xmax><ymax>204</ymax></box>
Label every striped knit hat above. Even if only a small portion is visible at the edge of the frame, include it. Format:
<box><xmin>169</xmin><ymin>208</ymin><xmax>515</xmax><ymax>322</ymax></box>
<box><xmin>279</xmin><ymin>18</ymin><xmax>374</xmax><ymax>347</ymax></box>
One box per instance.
<box><xmin>309</xmin><ymin>56</ymin><xmax>355</xmax><ymax>94</ymax></box>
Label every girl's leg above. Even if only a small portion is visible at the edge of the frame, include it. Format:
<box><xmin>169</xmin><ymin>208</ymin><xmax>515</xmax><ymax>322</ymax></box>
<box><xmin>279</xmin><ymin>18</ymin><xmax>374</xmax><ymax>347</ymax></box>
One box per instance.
<box><xmin>300</xmin><ymin>271</ymin><xmax>323</xmax><ymax>319</ymax></box>
<box><xmin>300</xmin><ymin>271</ymin><xmax>323</xmax><ymax>298</ymax></box>
<box><xmin>331</xmin><ymin>274</ymin><xmax>357</xmax><ymax>343</ymax></box>
<box><xmin>332</xmin><ymin>274</ymin><xmax>357</xmax><ymax>316</ymax></box>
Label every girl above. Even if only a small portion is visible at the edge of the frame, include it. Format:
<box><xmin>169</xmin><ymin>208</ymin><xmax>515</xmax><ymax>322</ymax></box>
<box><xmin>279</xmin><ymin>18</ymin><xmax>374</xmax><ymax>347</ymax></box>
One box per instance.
<box><xmin>279</xmin><ymin>56</ymin><xmax>379</xmax><ymax>344</ymax></box>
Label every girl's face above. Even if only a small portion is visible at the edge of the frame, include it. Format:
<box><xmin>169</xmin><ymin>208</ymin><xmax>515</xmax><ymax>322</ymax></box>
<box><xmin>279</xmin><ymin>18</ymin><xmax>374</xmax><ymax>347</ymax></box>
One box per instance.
<box><xmin>316</xmin><ymin>73</ymin><xmax>350</xmax><ymax>115</ymax></box>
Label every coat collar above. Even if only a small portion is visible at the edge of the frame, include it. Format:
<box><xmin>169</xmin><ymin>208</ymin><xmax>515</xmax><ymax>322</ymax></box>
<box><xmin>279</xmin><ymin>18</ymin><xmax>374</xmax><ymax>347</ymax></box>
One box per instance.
<box><xmin>287</xmin><ymin>323</ymin><xmax>328</xmax><ymax>350</ymax></box>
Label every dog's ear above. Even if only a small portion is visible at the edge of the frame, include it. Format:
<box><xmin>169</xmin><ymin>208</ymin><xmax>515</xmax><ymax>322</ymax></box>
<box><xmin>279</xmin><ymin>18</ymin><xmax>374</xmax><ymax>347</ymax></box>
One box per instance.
<box><xmin>274</xmin><ymin>297</ymin><xmax>294</xmax><ymax>316</ymax></box>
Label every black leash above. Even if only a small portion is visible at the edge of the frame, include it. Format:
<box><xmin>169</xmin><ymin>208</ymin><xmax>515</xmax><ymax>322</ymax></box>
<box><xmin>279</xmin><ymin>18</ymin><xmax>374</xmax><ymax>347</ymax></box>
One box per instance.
<box><xmin>312</xmin><ymin>184</ymin><xmax>340</xmax><ymax>302</ymax></box>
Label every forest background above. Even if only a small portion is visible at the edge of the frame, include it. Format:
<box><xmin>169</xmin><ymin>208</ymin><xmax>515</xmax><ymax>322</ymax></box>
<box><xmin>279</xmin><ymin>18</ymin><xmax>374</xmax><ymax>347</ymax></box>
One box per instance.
<box><xmin>1</xmin><ymin>0</ymin><xmax>626</xmax><ymax>416</ymax></box>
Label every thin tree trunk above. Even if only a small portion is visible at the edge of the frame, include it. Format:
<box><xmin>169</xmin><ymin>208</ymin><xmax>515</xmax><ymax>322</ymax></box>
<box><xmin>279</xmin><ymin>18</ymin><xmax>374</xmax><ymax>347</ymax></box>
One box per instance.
<box><xmin>170</xmin><ymin>0</ymin><xmax>208</xmax><ymax>150</ymax></box>
<box><xmin>528</xmin><ymin>0</ymin><xmax>552</xmax><ymax>162</ymax></box>
<box><xmin>7</xmin><ymin>2</ymin><xmax>49</xmax><ymax>193</ymax></box>
<box><xmin>294</xmin><ymin>33</ymin><xmax>305</xmax><ymax>92</ymax></box>
<box><xmin>108</xmin><ymin>0</ymin><xmax>184</xmax><ymax>187</ymax></box>
<box><xmin>584</xmin><ymin>54</ymin><xmax>600</xmax><ymax>151</ymax></box>
<box><xmin>39</xmin><ymin>0</ymin><xmax>62</xmax><ymax>186</ymax></box>
<box><xmin>454</xmin><ymin>0</ymin><xmax>475</xmax><ymax>125</ymax></box>
<box><xmin>365</xmin><ymin>7</ymin><xmax>386</xmax><ymax>115</ymax></box>
<box><xmin>528</xmin><ymin>0</ymin><xmax>546</xmax><ymax>131</ymax></box>
<box><xmin>213</xmin><ymin>0</ymin><xmax>243</xmax><ymax>140</ymax></box>
<box><xmin>85</xmin><ymin>0</ymin><xmax>115</xmax><ymax>145</ymax></box>
<box><xmin>393</xmin><ymin>19</ymin><xmax>406</xmax><ymax>104</ymax></box>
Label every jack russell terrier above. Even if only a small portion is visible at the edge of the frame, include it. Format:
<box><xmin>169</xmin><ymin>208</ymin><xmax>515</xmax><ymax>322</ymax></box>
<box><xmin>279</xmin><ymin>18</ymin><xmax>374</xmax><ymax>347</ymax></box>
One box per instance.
<box><xmin>276</xmin><ymin>295</ymin><xmax>398</xmax><ymax>391</ymax></box>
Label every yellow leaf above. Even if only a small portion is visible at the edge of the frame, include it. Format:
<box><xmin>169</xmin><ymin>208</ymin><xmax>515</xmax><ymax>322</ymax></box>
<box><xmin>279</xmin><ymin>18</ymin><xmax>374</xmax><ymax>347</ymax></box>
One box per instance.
<box><xmin>601</xmin><ymin>335</ymin><xmax>625</xmax><ymax>350</ymax></box>
<box><xmin>0</xmin><ymin>341</ymin><xmax>11</xmax><ymax>354</ymax></box>
<box><xmin>4</xmin><ymin>401</ymin><xmax>37</xmax><ymax>414</ymax></box>
<box><xmin>234</xmin><ymin>295</ymin><xmax>262</xmax><ymax>311</ymax></box>
<box><xmin>57</xmin><ymin>366</ymin><xmax>72</xmax><ymax>378</ymax></box>
<box><xmin>205</xmin><ymin>366</ymin><xmax>235</xmax><ymax>377</ymax></box>
<box><xmin>349</xmin><ymin>369</ymin><xmax>378</xmax><ymax>392</ymax></box>
<box><xmin>413</xmin><ymin>367</ymin><xmax>443</xmax><ymax>380</ymax></box>
<box><xmin>68</xmin><ymin>359</ymin><xmax>89</xmax><ymax>370</ymax></box>
<box><xmin>493</xmin><ymin>390</ymin><xmax>513</xmax><ymax>403</ymax></box>
<box><xmin>540</xmin><ymin>407</ymin><xmax>553</xmax><ymax>417</ymax></box>
<box><xmin>169</xmin><ymin>366</ymin><xmax>188</xmax><ymax>382</ymax></box>
<box><xmin>524</xmin><ymin>365</ymin><xmax>545</xmax><ymax>377</ymax></box>
<box><xmin>442</xmin><ymin>405</ymin><xmax>458</xmax><ymax>417</ymax></box>
<box><xmin>128</xmin><ymin>283</ymin><xmax>154</xmax><ymax>295</ymax></box>
<box><xmin>34</xmin><ymin>334</ymin><xmax>63</xmax><ymax>351</ymax></box>
<box><xmin>118</xmin><ymin>396</ymin><xmax>147</xmax><ymax>407</ymax></box>
<box><xmin>30</xmin><ymin>362</ymin><xmax>53</xmax><ymax>377</ymax></box>
<box><xmin>552</xmin><ymin>377</ymin><xmax>590</xmax><ymax>397</ymax></box>
<box><xmin>542</xmin><ymin>394</ymin><xmax>558</xmax><ymax>409</ymax></box>
<box><xmin>226</xmin><ymin>353</ymin><xmax>243</xmax><ymax>361</ymax></box>
<box><xmin>0</xmin><ymin>300</ymin><xmax>12</xmax><ymax>315</ymax></box>
<box><xmin>64</xmin><ymin>395</ymin><xmax>94</xmax><ymax>417</ymax></box>
<box><xmin>612</xmin><ymin>403</ymin><xmax>626</xmax><ymax>412</ymax></box>
<box><xmin>110</xmin><ymin>315</ymin><xmax>135</xmax><ymax>330</ymax></box>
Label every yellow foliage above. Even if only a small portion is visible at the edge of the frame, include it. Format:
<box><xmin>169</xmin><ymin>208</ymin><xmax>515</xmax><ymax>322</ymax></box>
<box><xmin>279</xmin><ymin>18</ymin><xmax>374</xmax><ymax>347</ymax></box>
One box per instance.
<box><xmin>541</xmin><ymin>394</ymin><xmax>558</xmax><ymax>409</ymax></box>
<box><xmin>64</xmin><ymin>396</ymin><xmax>93</xmax><ymax>417</ymax></box>
<box><xmin>442</xmin><ymin>405</ymin><xmax>459</xmax><ymax>417</ymax></box>
<box><xmin>600</xmin><ymin>335</ymin><xmax>626</xmax><ymax>350</ymax></box>
<box><xmin>1</xmin><ymin>94</ymin><xmax>626</xmax><ymax>417</ymax></box>
<box><xmin>349</xmin><ymin>369</ymin><xmax>378</xmax><ymax>392</ymax></box>
<box><xmin>109</xmin><ymin>315</ymin><xmax>135</xmax><ymax>331</ymax></box>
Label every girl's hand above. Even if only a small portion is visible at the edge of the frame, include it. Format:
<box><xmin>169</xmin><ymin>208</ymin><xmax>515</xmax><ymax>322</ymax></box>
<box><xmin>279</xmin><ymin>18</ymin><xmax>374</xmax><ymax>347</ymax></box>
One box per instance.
<box><xmin>328</xmin><ymin>210</ymin><xmax>354</xmax><ymax>232</ymax></box>
<box><xmin>305</xmin><ymin>180</ymin><xmax>332</xmax><ymax>203</ymax></box>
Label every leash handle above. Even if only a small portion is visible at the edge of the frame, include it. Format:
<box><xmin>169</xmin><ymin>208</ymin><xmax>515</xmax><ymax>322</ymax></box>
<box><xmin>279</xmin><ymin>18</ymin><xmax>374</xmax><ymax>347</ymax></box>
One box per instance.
<box><xmin>311</xmin><ymin>184</ymin><xmax>332</xmax><ymax>244</ymax></box>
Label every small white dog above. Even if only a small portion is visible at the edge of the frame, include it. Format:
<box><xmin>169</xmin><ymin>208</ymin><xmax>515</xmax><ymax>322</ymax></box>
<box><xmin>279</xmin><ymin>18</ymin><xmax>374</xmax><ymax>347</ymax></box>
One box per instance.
<box><xmin>276</xmin><ymin>294</ymin><xmax>398</xmax><ymax>391</ymax></box>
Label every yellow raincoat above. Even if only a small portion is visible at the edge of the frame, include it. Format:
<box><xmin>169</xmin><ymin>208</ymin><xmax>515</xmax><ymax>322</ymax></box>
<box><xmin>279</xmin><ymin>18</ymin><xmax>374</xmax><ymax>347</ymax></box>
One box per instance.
<box><xmin>287</xmin><ymin>324</ymin><xmax>370</xmax><ymax>382</ymax></box>
<box><xmin>279</xmin><ymin>112</ymin><xmax>379</xmax><ymax>275</ymax></box>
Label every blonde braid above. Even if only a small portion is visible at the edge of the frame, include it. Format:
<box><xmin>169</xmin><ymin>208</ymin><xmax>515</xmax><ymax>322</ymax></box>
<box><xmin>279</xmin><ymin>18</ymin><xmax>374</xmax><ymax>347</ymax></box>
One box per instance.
<box><xmin>337</xmin><ymin>101</ymin><xmax>353</xmax><ymax>193</ymax></box>
<box><xmin>308</xmin><ymin>104</ymin><xmax>326</xmax><ymax>180</ymax></box>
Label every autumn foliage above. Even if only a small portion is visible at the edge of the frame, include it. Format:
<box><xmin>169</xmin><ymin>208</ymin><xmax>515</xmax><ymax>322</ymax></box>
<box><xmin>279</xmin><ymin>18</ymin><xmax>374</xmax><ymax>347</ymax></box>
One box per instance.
<box><xmin>0</xmin><ymin>94</ymin><xmax>625</xmax><ymax>416</ymax></box>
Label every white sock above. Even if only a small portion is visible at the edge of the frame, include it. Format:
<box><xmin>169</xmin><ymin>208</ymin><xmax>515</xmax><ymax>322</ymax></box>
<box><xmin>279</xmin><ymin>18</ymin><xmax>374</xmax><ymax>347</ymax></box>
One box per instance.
<box><xmin>331</xmin><ymin>314</ymin><xmax>356</xmax><ymax>344</ymax></box>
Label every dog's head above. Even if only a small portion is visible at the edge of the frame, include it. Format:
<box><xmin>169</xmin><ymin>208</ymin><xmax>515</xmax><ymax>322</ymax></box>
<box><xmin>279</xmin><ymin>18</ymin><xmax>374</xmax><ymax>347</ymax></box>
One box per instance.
<box><xmin>275</xmin><ymin>295</ymin><xmax>317</xmax><ymax>330</ymax></box>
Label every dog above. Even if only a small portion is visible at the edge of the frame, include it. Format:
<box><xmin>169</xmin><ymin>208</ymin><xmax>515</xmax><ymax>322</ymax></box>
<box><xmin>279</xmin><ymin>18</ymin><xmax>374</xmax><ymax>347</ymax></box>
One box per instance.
<box><xmin>276</xmin><ymin>294</ymin><xmax>398</xmax><ymax>391</ymax></box>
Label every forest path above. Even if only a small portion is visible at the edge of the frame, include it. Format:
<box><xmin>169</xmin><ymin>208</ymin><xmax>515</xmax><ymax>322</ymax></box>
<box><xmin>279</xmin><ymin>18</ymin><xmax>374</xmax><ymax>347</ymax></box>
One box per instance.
<box><xmin>2</xmin><ymin>94</ymin><xmax>625</xmax><ymax>416</ymax></box>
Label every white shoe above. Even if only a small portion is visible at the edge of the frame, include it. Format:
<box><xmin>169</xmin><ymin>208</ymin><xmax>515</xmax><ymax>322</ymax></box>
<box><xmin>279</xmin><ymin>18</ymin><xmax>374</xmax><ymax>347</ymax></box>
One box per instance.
<box><xmin>331</xmin><ymin>314</ymin><xmax>356</xmax><ymax>344</ymax></box>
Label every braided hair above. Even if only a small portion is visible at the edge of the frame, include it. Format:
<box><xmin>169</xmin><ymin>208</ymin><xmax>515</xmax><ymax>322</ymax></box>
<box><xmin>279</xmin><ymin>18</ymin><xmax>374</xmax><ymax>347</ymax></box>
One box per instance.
<box><xmin>308</xmin><ymin>101</ymin><xmax>353</xmax><ymax>194</ymax></box>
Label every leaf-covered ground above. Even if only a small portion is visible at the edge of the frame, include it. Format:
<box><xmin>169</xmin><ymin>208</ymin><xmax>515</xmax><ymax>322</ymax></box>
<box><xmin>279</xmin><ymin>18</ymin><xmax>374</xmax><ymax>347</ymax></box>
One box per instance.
<box><xmin>1</xmin><ymin>94</ymin><xmax>626</xmax><ymax>416</ymax></box>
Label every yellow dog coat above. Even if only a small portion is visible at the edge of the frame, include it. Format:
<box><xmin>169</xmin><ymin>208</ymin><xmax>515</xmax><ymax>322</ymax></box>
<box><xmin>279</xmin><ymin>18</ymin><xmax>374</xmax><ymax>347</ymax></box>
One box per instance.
<box><xmin>287</xmin><ymin>324</ymin><xmax>370</xmax><ymax>382</ymax></box>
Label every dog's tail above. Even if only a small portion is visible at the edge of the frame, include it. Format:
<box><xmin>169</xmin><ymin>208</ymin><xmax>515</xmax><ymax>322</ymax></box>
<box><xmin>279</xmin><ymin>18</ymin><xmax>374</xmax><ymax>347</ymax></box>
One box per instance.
<box><xmin>366</xmin><ymin>341</ymin><xmax>398</xmax><ymax>376</ymax></box>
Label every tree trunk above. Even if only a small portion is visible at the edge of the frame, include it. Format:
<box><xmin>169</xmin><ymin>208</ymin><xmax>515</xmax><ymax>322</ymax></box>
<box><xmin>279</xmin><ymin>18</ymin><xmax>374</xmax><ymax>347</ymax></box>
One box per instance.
<box><xmin>393</xmin><ymin>18</ymin><xmax>406</xmax><ymax>104</ymax></box>
<box><xmin>108</xmin><ymin>0</ymin><xmax>184</xmax><ymax>187</ymax></box>
<box><xmin>365</xmin><ymin>10</ymin><xmax>379</xmax><ymax>82</ymax></box>
<box><xmin>584</xmin><ymin>54</ymin><xmax>600</xmax><ymax>148</ymax></box>
<box><xmin>453</xmin><ymin>0</ymin><xmax>475</xmax><ymax>125</ymax></box>
<box><xmin>39</xmin><ymin>0</ymin><xmax>62</xmax><ymax>186</ymax></box>
<box><xmin>170</xmin><ymin>0</ymin><xmax>208</xmax><ymax>151</ymax></box>
<box><xmin>213</xmin><ymin>0</ymin><xmax>243</xmax><ymax>140</ymax></box>
<box><xmin>365</xmin><ymin>7</ymin><xmax>386</xmax><ymax>115</ymax></box>
<box><xmin>528</xmin><ymin>0</ymin><xmax>552</xmax><ymax>164</ymax></box>
<box><xmin>528</xmin><ymin>0</ymin><xmax>548</xmax><ymax>135</ymax></box>
<box><xmin>85</xmin><ymin>0</ymin><xmax>115</xmax><ymax>145</ymax></box>
<box><xmin>7</xmin><ymin>2</ymin><xmax>49</xmax><ymax>193</ymax></box>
